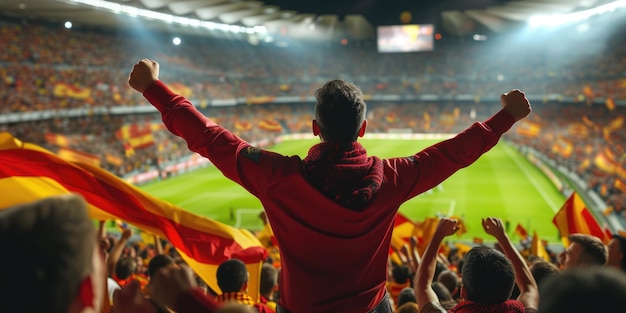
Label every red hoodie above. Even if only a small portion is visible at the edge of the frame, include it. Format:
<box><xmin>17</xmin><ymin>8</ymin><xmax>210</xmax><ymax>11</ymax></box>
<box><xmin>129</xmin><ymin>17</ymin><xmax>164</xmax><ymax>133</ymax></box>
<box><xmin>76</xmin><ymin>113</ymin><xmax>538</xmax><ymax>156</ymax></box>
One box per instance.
<box><xmin>144</xmin><ymin>81</ymin><xmax>516</xmax><ymax>313</ymax></box>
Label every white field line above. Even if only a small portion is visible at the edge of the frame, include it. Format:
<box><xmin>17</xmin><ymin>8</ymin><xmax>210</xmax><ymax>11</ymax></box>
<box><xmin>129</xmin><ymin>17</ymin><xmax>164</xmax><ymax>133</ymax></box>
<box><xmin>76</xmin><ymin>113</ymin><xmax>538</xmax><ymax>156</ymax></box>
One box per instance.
<box><xmin>503</xmin><ymin>145</ymin><xmax>559</xmax><ymax>213</ymax></box>
<box><xmin>235</xmin><ymin>208</ymin><xmax>263</xmax><ymax>228</ymax></box>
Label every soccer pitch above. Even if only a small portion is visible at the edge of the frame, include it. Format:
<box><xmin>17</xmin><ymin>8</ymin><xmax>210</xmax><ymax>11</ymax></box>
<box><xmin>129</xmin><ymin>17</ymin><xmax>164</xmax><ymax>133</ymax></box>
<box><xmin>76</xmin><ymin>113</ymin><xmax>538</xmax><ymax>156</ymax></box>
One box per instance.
<box><xmin>141</xmin><ymin>138</ymin><xmax>565</xmax><ymax>243</ymax></box>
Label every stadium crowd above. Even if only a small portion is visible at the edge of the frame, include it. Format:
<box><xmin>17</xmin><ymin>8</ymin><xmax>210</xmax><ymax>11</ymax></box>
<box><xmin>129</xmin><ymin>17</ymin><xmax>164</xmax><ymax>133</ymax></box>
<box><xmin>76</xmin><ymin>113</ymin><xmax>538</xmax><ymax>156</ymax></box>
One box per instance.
<box><xmin>1</xmin><ymin>13</ymin><xmax>626</xmax><ymax>313</ymax></box>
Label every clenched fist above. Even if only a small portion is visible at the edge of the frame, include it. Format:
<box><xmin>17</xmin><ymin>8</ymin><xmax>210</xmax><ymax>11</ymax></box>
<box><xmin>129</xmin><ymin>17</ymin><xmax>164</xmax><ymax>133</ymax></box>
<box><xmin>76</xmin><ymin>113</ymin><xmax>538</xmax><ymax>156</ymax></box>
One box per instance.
<box><xmin>128</xmin><ymin>59</ymin><xmax>160</xmax><ymax>93</ymax></box>
<box><xmin>501</xmin><ymin>89</ymin><xmax>531</xmax><ymax>122</ymax></box>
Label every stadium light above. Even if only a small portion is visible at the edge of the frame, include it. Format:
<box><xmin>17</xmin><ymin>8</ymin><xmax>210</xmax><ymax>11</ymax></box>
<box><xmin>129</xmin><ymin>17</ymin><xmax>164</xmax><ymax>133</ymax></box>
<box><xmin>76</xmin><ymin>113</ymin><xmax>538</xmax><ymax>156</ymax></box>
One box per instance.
<box><xmin>67</xmin><ymin>0</ymin><xmax>267</xmax><ymax>34</ymax></box>
<box><xmin>528</xmin><ymin>0</ymin><xmax>626</xmax><ymax>27</ymax></box>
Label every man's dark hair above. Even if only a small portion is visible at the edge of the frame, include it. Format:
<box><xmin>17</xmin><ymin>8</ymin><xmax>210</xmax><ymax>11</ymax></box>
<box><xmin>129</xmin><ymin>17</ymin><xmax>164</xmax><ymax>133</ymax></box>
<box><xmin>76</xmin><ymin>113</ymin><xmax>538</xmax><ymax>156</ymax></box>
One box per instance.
<box><xmin>539</xmin><ymin>267</ymin><xmax>626</xmax><ymax>312</ymax></box>
<box><xmin>260</xmin><ymin>263</ymin><xmax>278</xmax><ymax>297</ymax></box>
<box><xmin>0</xmin><ymin>195</ymin><xmax>95</xmax><ymax>313</ymax></box>
<box><xmin>148</xmin><ymin>254</ymin><xmax>174</xmax><ymax>279</ymax></box>
<box><xmin>529</xmin><ymin>259</ymin><xmax>560</xmax><ymax>289</ymax></box>
<box><xmin>115</xmin><ymin>256</ymin><xmax>138</xmax><ymax>279</ymax></box>
<box><xmin>461</xmin><ymin>246</ymin><xmax>515</xmax><ymax>304</ymax></box>
<box><xmin>314</xmin><ymin>79</ymin><xmax>366</xmax><ymax>143</ymax></box>
<box><xmin>391</xmin><ymin>264</ymin><xmax>411</xmax><ymax>284</ymax></box>
<box><xmin>217</xmin><ymin>259</ymin><xmax>248</xmax><ymax>293</ymax></box>
<box><xmin>431</xmin><ymin>281</ymin><xmax>454</xmax><ymax>302</ymax></box>
<box><xmin>437</xmin><ymin>270</ymin><xmax>460</xmax><ymax>295</ymax></box>
<box><xmin>396</xmin><ymin>287</ymin><xmax>416</xmax><ymax>307</ymax></box>
<box><xmin>569</xmin><ymin>233</ymin><xmax>607</xmax><ymax>266</ymax></box>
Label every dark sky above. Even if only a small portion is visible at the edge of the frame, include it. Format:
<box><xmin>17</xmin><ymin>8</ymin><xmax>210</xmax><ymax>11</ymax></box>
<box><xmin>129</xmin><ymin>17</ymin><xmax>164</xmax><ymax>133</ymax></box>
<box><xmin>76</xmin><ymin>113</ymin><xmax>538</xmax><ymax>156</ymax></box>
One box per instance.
<box><xmin>262</xmin><ymin>0</ymin><xmax>511</xmax><ymax>25</ymax></box>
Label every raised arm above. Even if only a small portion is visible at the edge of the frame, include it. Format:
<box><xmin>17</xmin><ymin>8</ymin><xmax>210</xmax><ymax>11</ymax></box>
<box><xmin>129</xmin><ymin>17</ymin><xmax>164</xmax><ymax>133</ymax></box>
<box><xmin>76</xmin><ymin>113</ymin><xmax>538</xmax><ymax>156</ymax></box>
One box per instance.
<box><xmin>108</xmin><ymin>228</ymin><xmax>133</xmax><ymax>278</ymax></box>
<box><xmin>394</xmin><ymin>90</ymin><xmax>531</xmax><ymax>200</ymax></box>
<box><xmin>482</xmin><ymin>217</ymin><xmax>539</xmax><ymax>309</ymax></box>
<box><xmin>415</xmin><ymin>218</ymin><xmax>458</xmax><ymax>312</ymax></box>
<box><xmin>127</xmin><ymin>59</ymin><xmax>273</xmax><ymax>195</ymax></box>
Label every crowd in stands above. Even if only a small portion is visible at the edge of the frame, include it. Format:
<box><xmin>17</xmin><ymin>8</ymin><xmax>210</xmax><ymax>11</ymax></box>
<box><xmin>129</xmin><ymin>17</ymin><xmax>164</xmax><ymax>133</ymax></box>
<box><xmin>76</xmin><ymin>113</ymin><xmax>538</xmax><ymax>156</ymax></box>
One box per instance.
<box><xmin>2</xmin><ymin>195</ymin><xmax>626</xmax><ymax>313</ymax></box>
<box><xmin>2</xmin><ymin>17</ymin><xmax>626</xmax><ymax>114</ymax></box>
<box><xmin>2</xmin><ymin>14</ymin><xmax>626</xmax><ymax>313</ymax></box>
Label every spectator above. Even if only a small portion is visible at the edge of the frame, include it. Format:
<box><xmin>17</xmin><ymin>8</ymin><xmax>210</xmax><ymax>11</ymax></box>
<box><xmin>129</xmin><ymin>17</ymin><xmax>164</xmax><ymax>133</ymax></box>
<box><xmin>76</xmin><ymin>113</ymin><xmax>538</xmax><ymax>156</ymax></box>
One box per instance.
<box><xmin>396</xmin><ymin>287</ymin><xmax>417</xmax><ymax>308</ymax></box>
<box><xmin>113</xmin><ymin>265</ymin><xmax>220</xmax><ymax>313</ymax></box>
<box><xmin>415</xmin><ymin>218</ymin><xmax>538</xmax><ymax>313</ymax></box>
<box><xmin>538</xmin><ymin>267</ymin><xmax>626</xmax><ymax>312</ymax></box>
<box><xmin>431</xmin><ymin>282</ymin><xmax>456</xmax><ymax>309</ymax></box>
<box><xmin>388</xmin><ymin>264</ymin><xmax>412</xmax><ymax>305</ymax></box>
<box><xmin>606</xmin><ymin>234</ymin><xmax>626</xmax><ymax>272</ymax></box>
<box><xmin>215</xmin><ymin>259</ymin><xmax>274</xmax><ymax>313</ymax></box>
<box><xmin>128</xmin><ymin>59</ymin><xmax>530</xmax><ymax>312</ymax></box>
<box><xmin>259</xmin><ymin>263</ymin><xmax>278</xmax><ymax>311</ymax></box>
<box><xmin>528</xmin><ymin>259</ymin><xmax>560</xmax><ymax>290</ymax></box>
<box><xmin>0</xmin><ymin>194</ymin><xmax>104</xmax><ymax>313</ymax></box>
<box><xmin>396</xmin><ymin>302</ymin><xmax>420</xmax><ymax>313</ymax></box>
<box><xmin>559</xmin><ymin>233</ymin><xmax>607</xmax><ymax>269</ymax></box>
<box><xmin>436</xmin><ymin>270</ymin><xmax>460</xmax><ymax>299</ymax></box>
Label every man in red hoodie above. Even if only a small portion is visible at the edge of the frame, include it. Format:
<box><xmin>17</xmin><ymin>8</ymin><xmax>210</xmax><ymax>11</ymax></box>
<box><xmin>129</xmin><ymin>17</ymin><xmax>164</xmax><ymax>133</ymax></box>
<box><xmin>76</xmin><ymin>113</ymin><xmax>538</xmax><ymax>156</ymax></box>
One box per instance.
<box><xmin>128</xmin><ymin>59</ymin><xmax>531</xmax><ymax>313</ymax></box>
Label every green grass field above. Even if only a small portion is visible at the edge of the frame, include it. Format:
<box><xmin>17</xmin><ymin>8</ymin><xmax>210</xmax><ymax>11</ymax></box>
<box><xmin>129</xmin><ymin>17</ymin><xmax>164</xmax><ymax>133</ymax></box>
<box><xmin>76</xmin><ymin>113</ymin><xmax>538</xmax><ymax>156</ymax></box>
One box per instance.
<box><xmin>140</xmin><ymin>139</ymin><xmax>566</xmax><ymax>243</ymax></box>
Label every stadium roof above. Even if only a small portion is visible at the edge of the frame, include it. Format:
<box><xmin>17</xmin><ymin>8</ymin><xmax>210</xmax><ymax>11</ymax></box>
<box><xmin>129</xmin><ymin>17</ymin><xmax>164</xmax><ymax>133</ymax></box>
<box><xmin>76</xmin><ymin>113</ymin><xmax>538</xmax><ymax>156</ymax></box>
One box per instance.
<box><xmin>0</xmin><ymin>0</ymin><xmax>616</xmax><ymax>40</ymax></box>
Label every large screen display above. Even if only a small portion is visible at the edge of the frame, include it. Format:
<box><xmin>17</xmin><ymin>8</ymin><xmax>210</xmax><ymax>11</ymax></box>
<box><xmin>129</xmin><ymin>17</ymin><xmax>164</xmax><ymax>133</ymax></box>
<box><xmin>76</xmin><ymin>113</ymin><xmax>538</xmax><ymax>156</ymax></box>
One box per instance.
<box><xmin>377</xmin><ymin>24</ymin><xmax>434</xmax><ymax>53</ymax></box>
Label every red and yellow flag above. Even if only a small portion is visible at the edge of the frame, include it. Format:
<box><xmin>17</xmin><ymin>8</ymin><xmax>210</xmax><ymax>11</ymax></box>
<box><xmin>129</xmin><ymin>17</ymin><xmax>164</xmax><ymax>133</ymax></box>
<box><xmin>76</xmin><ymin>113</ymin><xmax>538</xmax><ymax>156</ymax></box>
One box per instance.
<box><xmin>552</xmin><ymin>192</ymin><xmax>609</xmax><ymax>245</ymax></box>
<box><xmin>44</xmin><ymin>133</ymin><xmax>70</xmax><ymax>147</ymax></box>
<box><xmin>258</xmin><ymin>119</ymin><xmax>282</xmax><ymax>132</ymax></box>
<box><xmin>531</xmin><ymin>231</ymin><xmax>550</xmax><ymax>261</ymax></box>
<box><xmin>0</xmin><ymin>133</ymin><xmax>267</xmax><ymax>300</ymax></box>
<box><xmin>57</xmin><ymin>147</ymin><xmax>101</xmax><ymax>167</ymax></box>
<box><xmin>390</xmin><ymin>212</ymin><xmax>416</xmax><ymax>252</ymax></box>
<box><xmin>514</xmin><ymin>223</ymin><xmax>529</xmax><ymax>240</ymax></box>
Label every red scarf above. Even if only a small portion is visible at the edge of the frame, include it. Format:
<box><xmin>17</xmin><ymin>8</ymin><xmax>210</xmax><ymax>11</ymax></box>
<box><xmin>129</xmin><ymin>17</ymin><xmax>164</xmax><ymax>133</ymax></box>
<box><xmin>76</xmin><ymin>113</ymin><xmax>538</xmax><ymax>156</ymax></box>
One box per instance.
<box><xmin>452</xmin><ymin>300</ymin><xmax>525</xmax><ymax>313</ymax></box>
<box><xmin>303</xmin><ymin>142</ymin><xmax>383</xmax><ymax>211</ymax></box>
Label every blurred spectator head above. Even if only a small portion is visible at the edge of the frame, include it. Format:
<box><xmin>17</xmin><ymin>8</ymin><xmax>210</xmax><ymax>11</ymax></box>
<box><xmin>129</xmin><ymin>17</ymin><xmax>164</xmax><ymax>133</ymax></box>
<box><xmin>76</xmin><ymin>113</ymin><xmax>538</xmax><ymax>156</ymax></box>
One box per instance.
<box><xmin>396</xmin><ymin>302</ymin><xmax>419</xmax><ymax>313</ymax></box>
<box><xmin>396</xmin><ymin>287</ymin><xmax>416</xmax><ymax>307</ymax></box>
<box><xmin>607</xmin><ymin>234</ymin><xmax>626</xmax><ymax>272</ymax></box>
<box><xmin>115</xmin><ymin>256</ymin><xmax>138</xmax><ymax>280</ymax></box>
<box><xmin>539</xmin><ymin>267</ymin><xmax>626</xmax><ymax>313</ymax></box>
<box><xmin>217</xmin><ymin>259</ymin><xmax>248</xmax><ymax>293</ymax></box>
<box><xmin>559</xmin><ymin>233</ymin><xmax>607</xmax><ymax>269</ymax></box>
<box><xmin>260</xmin><ymin>263</ymin><xmax>278</xmax><ymax>298</ymax></box>
<box><xmin>460</xmin><ymin>246</ymin><xmax>515</xmax><ymax>304</ymax></box>
<box><xmin>436</xmin><ymin>270</ymin><xmax>460</xmax><ymax>296</ymax></box>
<box><xmin>391</xmin><ymin>263</ymin><xmax>411</xmax><ymax>284</ymax></box>
<box><xmin>313</xmin><ymin>79</ymin><xmax>366</xmax><ymax>143</ymax></box>
<box><xmin>148</xmin><ymin>254</ymin><xmax>175</xmax><ymax>279</ymax></box>
<box><xmin>431</xmin><ymin>281</ymin><xmax>454</xmax><ymax>303</ymax></box>
<box><xmin>529</xmin><ymin>259</ymin><xmax>560</xmax><ymax>290</ymax></box>
<box><xmin>0</xmin><ymin>194</ymin><xmax>104</xmax><ymax>313</ymax></box>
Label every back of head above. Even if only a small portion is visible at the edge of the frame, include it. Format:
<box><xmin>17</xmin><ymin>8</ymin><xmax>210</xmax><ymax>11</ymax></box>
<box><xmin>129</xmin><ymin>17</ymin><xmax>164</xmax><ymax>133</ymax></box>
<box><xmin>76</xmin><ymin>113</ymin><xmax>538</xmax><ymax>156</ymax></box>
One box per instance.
<box><xmin>461</xmin><ymin>246</ymin><xmax>515</xmax><ymax>304</ymax></box>
<box><xmin>437</xmin><ymin>270</ymin><xmax>460</xmax><ymax>295</ymax></box>
<box><xmin>148</xmin><ymin>254</ymin><xmax>174</xmax><ymax>279</ymax></box>
<box><xmin>260</xmin><ymin>263</ymin><xmax>278</xmax><ymax>297</ymax></box>
<box><xmin>0</xmin><ymin>194</ymin><xmax>95</xmax><ymax>313</ymax></box>
<box><xmin>569</xmin><ymin>233</ymin><xmax>607</xmax><ymax>266</ymax></box>
<box><xmin>116</xmin><ymin>256</ymin><xmax>138</xmax><ymax>280</ymax></box>
<box><xmin>431</xmin><ymin>281</ymin><xmax>454</xmax><ymax>303</ymax></box>
<box><xmin>539</xmin><ymin>267</ymin><xmax>626</xmax><ymax>312</ymax></box>
<box><xmin>396</xmin><ymin>302</ymin><xmax>420</xmax><ymax>313</ymax></box>
<box><xmin>217</xmin><ymin>259</ymin><xmax>248</xmax><ymax>293</ymax></box>
<box><xmin>396</xmin><ymin>287</ymin><xmax>416</xmax><ymax>307</ymax></box>
<box><xmin>529</xmin><ymin>259</ymin><xmax>560</xmax><ymax>289</ymax></box>
<box><xmin>314</xmin><ymin>79</ymin><xmax>366</xmax><ymax>143</ymax></box>
<box><xmin>391</xmin><ymin>264</ymin><xmax>411</xmax><ymax>284</ymax></box>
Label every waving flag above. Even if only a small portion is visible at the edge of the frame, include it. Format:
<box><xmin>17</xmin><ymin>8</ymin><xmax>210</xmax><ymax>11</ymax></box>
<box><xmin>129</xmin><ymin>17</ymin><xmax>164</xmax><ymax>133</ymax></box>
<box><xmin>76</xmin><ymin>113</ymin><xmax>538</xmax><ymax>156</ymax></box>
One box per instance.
<box><xmin>552</xmin><ymin>192</ymin><xmax>609</xmax><ymax>245</ymax></box>
<box><xmin>0</xmin><ymin>132</ymin><xmax>267</xmax><ymax>300</ymax></box>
